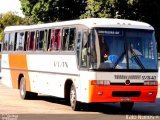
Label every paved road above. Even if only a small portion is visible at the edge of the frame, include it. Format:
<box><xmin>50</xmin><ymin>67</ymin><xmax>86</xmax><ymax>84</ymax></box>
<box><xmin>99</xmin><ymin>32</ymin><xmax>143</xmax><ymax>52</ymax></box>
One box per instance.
<box><xmin>0</xmin><ymin>81</ymin><xmax>160</xmax><ymax>120</ymax></box>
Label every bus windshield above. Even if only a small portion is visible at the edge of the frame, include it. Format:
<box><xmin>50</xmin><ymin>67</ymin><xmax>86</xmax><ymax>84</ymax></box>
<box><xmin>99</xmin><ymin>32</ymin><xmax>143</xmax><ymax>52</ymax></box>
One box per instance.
<box><xmin>90</xmin><ymin>28</ymin><xmax>157</xmax><ymax>71</ymax></box>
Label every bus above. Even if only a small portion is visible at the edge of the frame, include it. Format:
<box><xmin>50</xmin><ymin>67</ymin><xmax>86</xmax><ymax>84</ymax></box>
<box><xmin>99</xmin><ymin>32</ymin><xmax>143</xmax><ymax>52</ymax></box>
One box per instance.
<box><xmin>1</xmin><ymin>18</ymin><xmax>158</xmax><ymax>111</ymax></box>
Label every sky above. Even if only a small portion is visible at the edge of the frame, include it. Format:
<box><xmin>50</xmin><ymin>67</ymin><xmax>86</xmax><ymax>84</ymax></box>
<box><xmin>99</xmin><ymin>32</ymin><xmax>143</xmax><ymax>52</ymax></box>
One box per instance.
<box><xmin>0</xmin><ymin>0</ymin><xmax>24</xmax><ymax>17</ymax></box>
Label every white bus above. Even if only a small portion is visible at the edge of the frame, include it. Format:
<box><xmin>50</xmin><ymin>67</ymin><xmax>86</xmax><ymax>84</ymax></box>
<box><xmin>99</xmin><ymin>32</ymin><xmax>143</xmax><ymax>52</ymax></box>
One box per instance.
<box><xmin>1</xmin><ymin>18</ymin><xmax>158</xmax><ymax>111</ymax></box>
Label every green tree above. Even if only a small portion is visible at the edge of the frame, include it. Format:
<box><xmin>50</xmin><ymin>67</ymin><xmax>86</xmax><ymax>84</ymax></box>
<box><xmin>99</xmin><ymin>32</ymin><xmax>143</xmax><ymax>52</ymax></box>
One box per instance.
<box><xmin>20</xmin><ymin>0</ymin><xmax>87</xmax><ymax>23</ymax></box>
<box><xmin>0</xmin><ymin>12</ymin><xmax>31</xmax><ymax>41</ymax></box>
<box><xmin>80</xmin><ymin>0</ymin><xmax>115</xmax><ymax>18</ymax></box>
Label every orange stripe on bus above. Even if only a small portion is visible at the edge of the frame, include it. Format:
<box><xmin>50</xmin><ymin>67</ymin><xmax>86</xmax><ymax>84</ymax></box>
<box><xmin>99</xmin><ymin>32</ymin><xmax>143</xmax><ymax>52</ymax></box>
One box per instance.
<box><xmin>8</xmin><ymin>54</ymin><xmax>31</xmax><ymax>91</ymax></box>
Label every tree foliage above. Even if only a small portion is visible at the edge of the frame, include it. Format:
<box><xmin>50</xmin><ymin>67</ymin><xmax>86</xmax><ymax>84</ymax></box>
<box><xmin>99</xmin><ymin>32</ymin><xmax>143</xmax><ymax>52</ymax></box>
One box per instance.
<box><xmin>80</xmin><ymin>0</ymin><xmax>113</xmax><ymax>18</ymax></box>
<box><xmin>20</xmin><ymin>0</ymin><xmax>87</xmax><ymax>23</ymax></box>
<box><xmin>0</xmin><ymin>12</ymin><xmax>31</xmax><ymax>41</ymax></box>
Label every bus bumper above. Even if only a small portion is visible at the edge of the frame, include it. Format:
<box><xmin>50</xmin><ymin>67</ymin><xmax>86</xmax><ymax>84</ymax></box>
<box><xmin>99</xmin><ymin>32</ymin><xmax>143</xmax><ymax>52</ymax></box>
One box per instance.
<box><xmin>89</xmin><ymin>85</ymin><xmax>158</xmax><ymax>103</ymax></box>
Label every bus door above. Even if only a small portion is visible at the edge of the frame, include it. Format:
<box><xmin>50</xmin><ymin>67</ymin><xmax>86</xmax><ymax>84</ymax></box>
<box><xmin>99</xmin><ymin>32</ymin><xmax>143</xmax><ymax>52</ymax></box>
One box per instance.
<box><xmin>76</xmin><ymin>29</ymin><xmax>89</xmax><ymax>68</ymax></box>
<box><xmin>76</xmin><ymin>29</ymin><xmax>89</xmax><ymax>102</ymax></box>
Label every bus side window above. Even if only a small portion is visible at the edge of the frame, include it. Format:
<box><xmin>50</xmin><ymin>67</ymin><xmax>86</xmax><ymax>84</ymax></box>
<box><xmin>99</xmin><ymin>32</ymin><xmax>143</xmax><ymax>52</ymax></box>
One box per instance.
<box><xmin>62</xmin><ymin>28</ymin><xmax>69</xmax><ymax>50</ymax></box>
<box><xmin>8</xmin><ymin>32</ymin><xmax>15</xmax><ymax>51</ymax></box>
<box><xmin>14</xmin><ymin>33</ymin><xmax>17</xmax><ymax>51</ymax></box>
<box><xmin>43</xmin><ymin>29</ymin><xmax>48</xmax><ymax>51</ymax></box>
<box><xmin>27</xmin><ymin>31</ymin><xmax>35</xmax><ymax>51</ymax></box>
<box><xmin>81</xmin><ymin>31</ymin><xmax>88</xmax><ymax>68</ymax></box>
<box><xmin>76</xmin><ymin>31</ymin><xmax>82</xmax><ymax>65</ymax></box>
<box><xmin>36</xmin><ymin>30</ymin><xmax>44</xmax><ymax>51</ymax></box>
<box><xmin>47</xmin><ymin>29</ymin><xmax>51</xmax><ymax>51</ymax></box>
<box><xmin>16</xmin><ymin>32</ymin><xmax>25</xmax><ymax>51</ymax></box>
<box><xmin>49</xmin><ymin>29</ymin><xmax>61</xmax><ymax>51</ymax></box>
<box><xmin>24</xmin><ymin>32</ymin><xmax>28</xmax><ymax>51</ymax></box>
<box><xmin>55</xmin><ymin>29</ymin><xmax>61</xmax><ymax>50</ymax></box>
<box><xmin>3</xmin><ymin>33</ymin><xmax>10</xmax><ymax>51</ymax></box>
<box><xmin>68</xmin><ymin>28</ymin><xmax>76</xmax><ymax>51</ymax></box>
<box><xmin>49</xmin><ymin>29</ymin><xmax>55</xmax><ymax>51</ymax></box>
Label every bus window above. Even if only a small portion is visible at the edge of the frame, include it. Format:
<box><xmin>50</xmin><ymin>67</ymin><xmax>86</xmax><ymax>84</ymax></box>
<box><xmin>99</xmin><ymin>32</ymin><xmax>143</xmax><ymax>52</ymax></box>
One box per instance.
<box><xmin>68</xmin><ymin>28</ymin><xmax>76</xmax><ymax>51</ymax></box>
<box><xmin>16</xmin><ymin>32</ymin><xmax>25</xmax><ymax>51</ymax></box>
<box><xmin>24</xmin><ymin>32</ymin><xmax>28</xmax><ymax>51</ymax></box>
<box><xmin>36</xmin><ymin>30</ymin><xmax>44</xmax><ymax>50</ymax></box>
<box><xmin>8</xmin><ymin>32</ymin><xmax>15</xmax><ymax>51</ymax></box>
<box><xmin>48</xmin><ymin>29</ymin><xmax>61</xmax><ymax>51</ymax></box>
<box><xmin>62</xmin><ymin>28</ymin><xmax>69</xmax><ymax>50</ymax></box>
<box><xmin>62</xmin><ymin>28</ymin><xmax>76</xmax><ymax>51</ymax></box>
<box><xmin>55</xmin><ymin>29</ymin><xmax>61</xmax><ymax>50</ymax></box>
<box><xmin>76</xmin><ymin>31</ymin><xmax>82</xmax><ymax>65</ymax></box>
<box><xmin>47</xmin><ymin>29</ymin><xmax>51</xmax><ymax>51</ymax></box>
<box><xmin>3</xmin><ymin>33</ymin><xmax>10</xmax><ymax>51</ymax></box>
<box><xmin>81</xmin><ymin>31</ymin><xmax>88</xmax><ymax>67</ymax></box>
<box><xmin>49</xmin><ymin>29</ymin><xmax>55</xmax><ymax>51</ymax></box>
<box><xmin>43</xmin><ymin>30</ymin><xmax>48</xmax><ymax>51</ymax></box>
<box><xmin>27</xmin><ymin>31</ymin><xmax>35</xmax><ymax>51</ymax></box>
<box><xmin>90</xmin><ymin>30</ymin><xmax>97</xmax><ymax>68</ymax></box>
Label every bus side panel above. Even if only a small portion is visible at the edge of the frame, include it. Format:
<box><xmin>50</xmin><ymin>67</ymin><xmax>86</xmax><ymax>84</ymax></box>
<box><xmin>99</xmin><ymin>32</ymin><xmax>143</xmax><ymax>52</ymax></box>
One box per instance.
<box><xmin>1</xmin><ymin>54</ymin><xmax>12</xmax><ymax>87</ymax></box>
<box><xmin>8</xmin><ymin>54</ymin><xmax>31</xmax><ymax>91</ymax></box>
<box><xmin>26</xmin><ymin>54</ymin><xmax>79</xmax><ymax>98</ymax></box>
<box><xmin>77</xmin><ymin>71</ymin><xmax>96</xmax><ymax>103</ymax></box>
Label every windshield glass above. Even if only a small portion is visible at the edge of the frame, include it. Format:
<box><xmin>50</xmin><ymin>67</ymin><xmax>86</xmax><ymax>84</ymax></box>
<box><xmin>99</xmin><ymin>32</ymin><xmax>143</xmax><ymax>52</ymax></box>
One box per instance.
<box><xmin>90</xmin><ymin>28</ymin><xmax>157</xmax><ymax>71</ymax></box>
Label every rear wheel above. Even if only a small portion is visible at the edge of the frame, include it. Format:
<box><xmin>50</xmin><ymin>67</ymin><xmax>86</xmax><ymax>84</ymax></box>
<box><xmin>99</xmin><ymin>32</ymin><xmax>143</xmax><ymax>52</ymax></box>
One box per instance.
<box><xmin>70</xmin><ymin>83</ymin><xmax>81</xmax><ymax>111</ymax></box>
<box><xmin>19</xmin><ymin>77</ymin><xmax>37</xmax><ymax>99</ymax></box>
<box><xmin>120</xmin><ymin>102</ymin><xmax>134</xmax><ymax>112</ymax></box>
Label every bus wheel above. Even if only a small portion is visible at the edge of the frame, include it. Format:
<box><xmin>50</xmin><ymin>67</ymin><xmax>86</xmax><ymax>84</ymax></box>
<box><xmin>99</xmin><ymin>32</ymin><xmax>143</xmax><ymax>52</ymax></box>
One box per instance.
<box><xmin>19</xmin><ymin>77</ymin><xmax>37</xmax><ymax>99</ymax></box>
<box><xmin>70</xmin><ymin>83</ymin><xmax>81</xmax><ymax>111</ymax></box>
<box><xmin>120</xmin><ymin>102</ymin><xmax>134</xmax><ymax>112</ymax></box>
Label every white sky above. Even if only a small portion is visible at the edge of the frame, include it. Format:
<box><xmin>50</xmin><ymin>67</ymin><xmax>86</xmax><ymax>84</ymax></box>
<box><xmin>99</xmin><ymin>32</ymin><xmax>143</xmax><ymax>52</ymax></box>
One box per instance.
<box><xmin>0</xmin><ymin>0</ymin><xmax>24</xmax><ymax>17</ymax></box>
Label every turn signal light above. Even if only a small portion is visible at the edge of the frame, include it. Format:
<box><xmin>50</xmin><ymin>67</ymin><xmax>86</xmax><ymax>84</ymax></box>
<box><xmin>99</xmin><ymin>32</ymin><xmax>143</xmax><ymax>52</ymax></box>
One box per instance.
<box><xmin>144</xmin><ymin>81</ymin><xmax>158</xmax><ymax>86</ymax></box>
<box><xmin>91</xmin><ymin>80</ymin><xmax>110</xmax><ymax>86</ymax></box>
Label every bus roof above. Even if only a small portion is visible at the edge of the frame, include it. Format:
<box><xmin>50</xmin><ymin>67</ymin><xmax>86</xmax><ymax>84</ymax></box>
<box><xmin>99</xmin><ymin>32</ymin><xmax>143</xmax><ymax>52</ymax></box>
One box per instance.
<box><xmin>4</xmin><ymin>18</ymin><xmax>154</xmax><ymax>32</ymax></box>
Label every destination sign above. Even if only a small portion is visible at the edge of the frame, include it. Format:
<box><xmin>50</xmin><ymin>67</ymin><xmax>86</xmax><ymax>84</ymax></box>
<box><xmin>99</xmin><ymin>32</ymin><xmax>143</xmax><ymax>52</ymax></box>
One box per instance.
<box><xmin>97</xmin><ymin>29</ymin><xmax>123</xmax><ymax>36</ymax></box>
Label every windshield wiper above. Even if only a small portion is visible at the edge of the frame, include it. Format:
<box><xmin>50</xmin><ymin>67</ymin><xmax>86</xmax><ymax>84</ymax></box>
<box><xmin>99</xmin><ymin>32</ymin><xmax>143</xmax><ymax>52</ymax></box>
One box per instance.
<box><xmin>113</xmin><ymin>51</ymin><xmax>125</xmax><ymax>69</ymax></box>
<box><xmin>130</xmin><ymin>48</ymin><xmax>145</xmax><ymax>69</ymax></box>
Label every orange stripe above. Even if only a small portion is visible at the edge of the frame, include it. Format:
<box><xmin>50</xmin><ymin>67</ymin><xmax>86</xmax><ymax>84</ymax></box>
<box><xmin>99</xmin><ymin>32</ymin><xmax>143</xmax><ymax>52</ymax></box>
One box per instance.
<box><xmin>8</xmin><ymin>54</ymin><xmax>31</xmax><ymax>91</ymax></box>
<box><xmin>89</xmin><ymin>81</ymin><xmax>158</xmax><ymax>103</ymax></box>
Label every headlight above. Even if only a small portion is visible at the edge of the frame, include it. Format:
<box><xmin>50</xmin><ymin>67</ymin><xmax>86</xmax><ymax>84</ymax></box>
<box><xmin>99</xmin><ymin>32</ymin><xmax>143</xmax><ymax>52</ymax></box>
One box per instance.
<box><xmin>144</xmin><ymin>81</ymin><xmax>158</xmax><ymax>86</ymax></box>
<box><xmin>91</xmin><ymin>80</ymin><xmax>110</xmax><ymax>86</ymax></box>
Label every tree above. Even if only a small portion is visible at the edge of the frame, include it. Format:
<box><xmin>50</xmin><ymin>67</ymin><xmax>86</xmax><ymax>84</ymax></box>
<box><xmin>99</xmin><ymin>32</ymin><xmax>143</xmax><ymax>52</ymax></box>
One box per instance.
<box><xmin>20</xmin><ymin>0</ymin><xmax>87</xmax><ymax>23</ymax></box>
<box><xmin>0</xmin><ymin>12</ymin><xmax>31</xmax><ymax>41</ymax></box>
<box><xmin>80</xmin><ymin>0</ymin><xmax>115</xmax><ymax>18</ymax></box>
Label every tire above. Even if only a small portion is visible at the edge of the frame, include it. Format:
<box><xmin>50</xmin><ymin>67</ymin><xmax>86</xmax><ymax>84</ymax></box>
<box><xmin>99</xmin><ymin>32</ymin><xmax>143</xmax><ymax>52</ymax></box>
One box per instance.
<box><xmin>120</xmin><ymin>102</ymin><xmax>134</xmax><ymax>112</ymax></box>
<box><xmin>70</xmin><ymin>83</ymin><xmax>81</xmax><ymax>111</ymax></box>
<box><xmin>19</xmin><ymin>77</ymin><xmax>37</xmax><ymax>99</ymax></box>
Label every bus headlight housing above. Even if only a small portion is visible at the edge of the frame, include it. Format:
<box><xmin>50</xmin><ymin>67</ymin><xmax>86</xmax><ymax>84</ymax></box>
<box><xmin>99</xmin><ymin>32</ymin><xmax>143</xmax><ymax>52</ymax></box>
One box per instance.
<box><xmin>144</xmin><ymin>81</ymin><xmax>158</xmax><ymax>86</ymax></box>
<box><xmin>91</xmin><ymin>80</ymin><xmax>110</xmax><ymax>86</ymax></box>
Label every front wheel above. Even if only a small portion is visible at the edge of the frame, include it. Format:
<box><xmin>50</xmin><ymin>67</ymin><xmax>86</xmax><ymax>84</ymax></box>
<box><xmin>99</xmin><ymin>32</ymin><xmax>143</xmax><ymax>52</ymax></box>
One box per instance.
<box><xmin>120</xmin><ymin>102</ymin><xmax>134</xmax><ymax>112</ymax></box>
<box><xmin>70</xmin><ymin>83</ymin><xmax>81</xmax><ymax>111</ymax></box>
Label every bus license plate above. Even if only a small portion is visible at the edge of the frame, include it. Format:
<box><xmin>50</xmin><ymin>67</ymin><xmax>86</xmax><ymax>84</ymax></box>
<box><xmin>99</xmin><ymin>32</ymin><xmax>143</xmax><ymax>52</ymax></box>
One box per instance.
<box><xmin>120</xmin><ymin>97</ymin><xmax>131</xmax><ymax>102</ymax></box>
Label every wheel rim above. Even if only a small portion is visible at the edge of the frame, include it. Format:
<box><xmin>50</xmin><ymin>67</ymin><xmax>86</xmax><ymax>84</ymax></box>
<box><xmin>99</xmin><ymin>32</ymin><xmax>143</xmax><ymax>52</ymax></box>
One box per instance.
<box><xmin>20</xmin><ymin>80</ymin><xmax>25</xmax><ymax>97</ymax></box>
<box><xmin>70</xmin><ymin>86</ymin><xmax>76</xmax><ymax>108</ymax></box>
